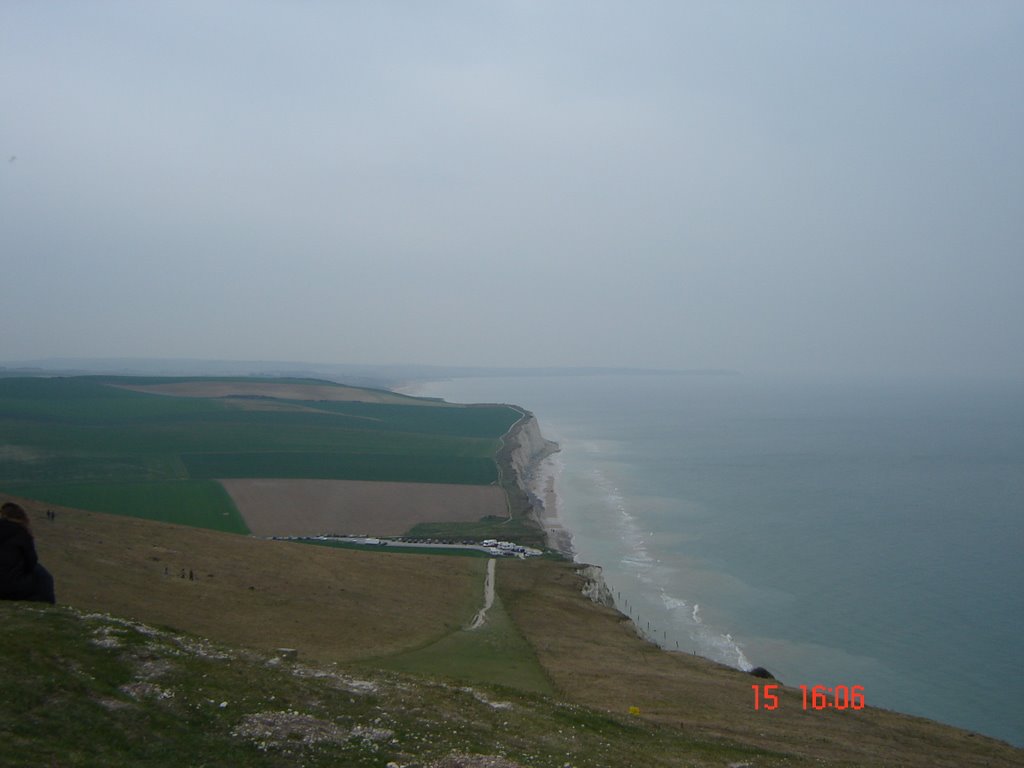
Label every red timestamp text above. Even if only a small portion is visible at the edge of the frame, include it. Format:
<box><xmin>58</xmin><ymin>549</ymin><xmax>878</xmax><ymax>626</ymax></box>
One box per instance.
<box><xmin>752</xmin><ymin>684</ymin><xmax>865</xmax><ymax>711</ymax></box>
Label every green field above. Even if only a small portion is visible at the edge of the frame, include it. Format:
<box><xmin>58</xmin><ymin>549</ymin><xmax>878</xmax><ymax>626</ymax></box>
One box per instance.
<box><xmin>302</xmin><ymin>539</ymin><xmax>490</xmax><ymax>558</ymax></box>
<box><xmin>0</xmin><ymin>376</ymin><xmax>522</xmax><ymax>530</ymax></box>
<box><xmin>181</xmin><ymin>451</ymin><xmax>499</xmax><ymax>484</ymax></box>
<box><xmin>404</xmin><ymin>516</ymin><xmax>544</xmax><ymax>548</ymax></box>
<box><xmin>0</xmin><ymin>480</ymin><xmax>248</xmax><ymax>532</ymax></box>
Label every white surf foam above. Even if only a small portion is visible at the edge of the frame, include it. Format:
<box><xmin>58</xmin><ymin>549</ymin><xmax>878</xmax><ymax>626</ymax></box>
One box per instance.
<box><xmin>652</xmin><ymin>591</ymin><xmax>752</xmax><ymax>670</ymax></box>
<box><xmin>588</xmin><ymin>467</ymin><xmax>655</xmax><ymax>573</ymax></box>
<box><xmin>586</xmin><ymin>467</ymin><xmax>752</xmax><ymax>670</ymax></box>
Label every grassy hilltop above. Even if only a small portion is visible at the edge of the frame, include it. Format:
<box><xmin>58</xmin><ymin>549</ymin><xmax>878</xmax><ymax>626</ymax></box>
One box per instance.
<box><xmin>1</xmin><ymin>377</ymin><xmax>1020</xmax><ymax>766</ymax></box>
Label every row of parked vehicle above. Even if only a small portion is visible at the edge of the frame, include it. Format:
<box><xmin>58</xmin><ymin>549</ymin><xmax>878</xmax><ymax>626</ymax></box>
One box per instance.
<box><xmin>273</xmin><ymin>533</ymin><xmax>542</xmax><ymax>557</ymax></box>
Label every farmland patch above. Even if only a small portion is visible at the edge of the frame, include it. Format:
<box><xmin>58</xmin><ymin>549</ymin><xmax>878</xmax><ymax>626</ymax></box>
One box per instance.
<box><xmin>184</xmin><ymin>451</ymin><xmax>499</xmax><ymax>484</ymax></box>
<box><xmin>0</xmin><ymin>376</ymin><xmax>518</xmax><ymax>530</ymax></box>
<box><xmin>221</xmin><ymin>478</ymin><xmax>507</xmax><ymax>537</ymax></box>
<box><xmin>1</xmin><ymin>480</ymin><xmax>247</xmax><ymax>533</ymax></box>
<box><xmin>109</xmin><ymin>379</ymin><xmax>443</xmax><ymax>405</ymax></box>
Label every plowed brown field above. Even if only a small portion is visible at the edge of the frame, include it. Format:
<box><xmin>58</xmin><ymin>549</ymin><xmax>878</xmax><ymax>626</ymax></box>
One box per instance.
<box><xmin>220</xmin><ymin>478</ymin><xmax>507</xmax><ymax>537</ymax></box>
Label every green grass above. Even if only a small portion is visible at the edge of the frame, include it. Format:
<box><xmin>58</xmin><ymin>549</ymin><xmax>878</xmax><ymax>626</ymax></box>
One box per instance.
<box><xmin>0</xmin><ymin>480</ymin><xmax>248</xmax><ymax>532</ymax></box>
<box><xmin>0</xmin><ymin>376</ymin><xmax>230</xmax><ymax>423</ymax></box>
<box><xmin>372</xmin><ymin>591</ymin><xmax>554</xmax><ymax>695</ymax></box>
<box><xmin>0</xmin><ymin>411</ymin><xmax>502</xmax><ymax>459</ymax></box>
<box><xmin>301</xmin><ymin>539</ymin><xmax>491</xmax><ymax>558</ymax></box>
<box><xmin>0</xmin><ymin>602</ymin><xmax>786</xmax><ymax>768</ymax></box>
<box><xmin>301</xmin><ymin>401</ymin><xmax>521</xmax><ymax>438</ymax></box>
<box><xmin>94</xmin><ymin>374</ymin><xmax>440</xmax><ymax>405</ymax></box>
<box><xmin>0</xmin><ymin>377</ymin><xmax>515</xmax><ymax>457</ymax></box>
<box><xmin>405</xmin><ymin>516</ymin><xmax>546</xmax><ymax>549</ymax></box>
<box><xmin>182</xmin><ymin>451</ymin><xmax>499</xmax><ymax>484</ymax></box>
<box><xmin>0</xmin><ymin>604</ymin><xmax>395</xmax><ymax>767</ymax></box>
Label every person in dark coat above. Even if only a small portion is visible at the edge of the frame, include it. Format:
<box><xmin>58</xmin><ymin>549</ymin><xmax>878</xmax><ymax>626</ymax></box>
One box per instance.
<box><xmin>0</xmin><ymin>502</ymin><xmax>56</xmax><ymax>604</ymax></box>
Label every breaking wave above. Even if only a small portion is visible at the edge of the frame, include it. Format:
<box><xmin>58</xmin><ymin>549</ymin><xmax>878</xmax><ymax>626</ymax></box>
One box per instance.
<box><xmin>587</xmin><ymin>466</ymin><xmax>751</xmax><ymax>670</ymax></box>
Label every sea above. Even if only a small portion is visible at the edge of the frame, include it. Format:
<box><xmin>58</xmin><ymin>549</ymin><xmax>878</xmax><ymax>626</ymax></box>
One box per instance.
<box><xmin>407</xmin><ymin>373</ymin><xmax>1023</xmax><ymax>747</ymax></box>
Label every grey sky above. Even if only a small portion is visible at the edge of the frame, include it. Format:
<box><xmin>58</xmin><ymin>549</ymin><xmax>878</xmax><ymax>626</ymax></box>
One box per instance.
<box><xmin>2</xmin><ymin>1</ymin><xmax>1022</xmax><ymax>378</ymax></box>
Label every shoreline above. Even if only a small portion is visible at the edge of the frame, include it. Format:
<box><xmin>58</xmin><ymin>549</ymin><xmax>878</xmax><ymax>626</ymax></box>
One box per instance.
<box><xmin>511</xmin><ymin>419</ymin><xmax>695</xmax><ymax>653</ymax></box>
<box><xmin>507</xmin><ymin>412</ymin><xmax>753</xmax><ymax>665</ymax></box>
<box><xmin>395</xmin><ymin>377</ymin><xmax>1024</xmax><ymax>748</ymax></box>
<box><xmin>524</xmin><ymin>442</ymin><xmax>574</xmax><ymax>559</ymax></box>
<box><xmin>501</xmin><ymin>410</ymin><xmax>574</xmax><ymax>558</ymax></box>
<box><xmin>396</xmin><ymin>386</ymin><xmax>751</xmax><ymax>661</ymax></box>
<box><xmin>395</xmin><ymin>379</ymin><xmax>574</xmax><ymax>559</ymax></box>
<box><xmin>401</xmin><ymin>386</ymin><xmax>725</xmax><ymax>659</ymax></box>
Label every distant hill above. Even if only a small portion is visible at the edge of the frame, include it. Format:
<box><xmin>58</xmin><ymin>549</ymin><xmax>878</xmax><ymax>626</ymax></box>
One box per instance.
<box><xmin>0</xmin><ymin>356</ymin><xmax>740</xmax><ymax>390</ymax></box>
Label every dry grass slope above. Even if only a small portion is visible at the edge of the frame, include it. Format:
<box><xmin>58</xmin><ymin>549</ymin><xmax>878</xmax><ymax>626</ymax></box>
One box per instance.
<box><xmin>27</xmin><ymin>498</ymin><xmax>483</xmax><ymax>662</ymax></box>
<box><xmin>496</xmin><ymin>559</ymin><xmax>1022</xmax><ymax>768</ymax></box>
<box><xmin>10</xmin><ymin>496</ymin><xmax>1021</xmax><ymax>767</ymax></box>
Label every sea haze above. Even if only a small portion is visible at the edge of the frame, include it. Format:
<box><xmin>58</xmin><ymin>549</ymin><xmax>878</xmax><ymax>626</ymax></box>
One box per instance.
<box><xmin>409</xmin><ymin>373</ymin><xmax>1024</xmax><ymax>746</ymax></box>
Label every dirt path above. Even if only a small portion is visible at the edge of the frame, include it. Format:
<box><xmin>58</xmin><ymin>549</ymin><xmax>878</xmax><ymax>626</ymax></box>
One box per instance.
<box><xmin>467</xmin><ymin>559</ymin><xmax>496</xmax><ymax>630</ymax></box>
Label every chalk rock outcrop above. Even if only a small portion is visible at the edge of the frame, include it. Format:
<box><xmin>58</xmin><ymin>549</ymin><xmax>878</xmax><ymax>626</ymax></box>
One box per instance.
<box><xmin>504</xmin><ymin>412</ymin><xmax>558</xmax><ymax>491</ymax></box>
<box><xmin>578</xmin><ymin>565</ymin><xmax>616</xmax><ymax>609</ymax></box>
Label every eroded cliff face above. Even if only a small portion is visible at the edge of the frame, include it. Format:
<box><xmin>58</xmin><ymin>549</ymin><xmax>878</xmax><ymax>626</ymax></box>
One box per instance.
<box><xmin>498</xmin><ymin>410</ymin><xmax>569</xmax><ymax>553</ymax></box>
<box><xmin>578</xmin><ymin>565</ymin><xmax>616</xmax><ymax>609</ymax></box>
<box><xmin>505</xmin><ymin>412</ymin><xmax>558</xmax><ymax>488</ymax></box>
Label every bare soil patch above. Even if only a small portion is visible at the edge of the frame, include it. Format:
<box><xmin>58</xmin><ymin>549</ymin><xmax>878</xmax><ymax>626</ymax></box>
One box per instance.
<box><xmin>110</xmin><ymin>380</ymin><xmax>443</xmax><ymax>405</ymax></box>
<box><xmin>221</xmin><ymin>479</ymin><xmax>507</xmax><ymax>537</ymax></box>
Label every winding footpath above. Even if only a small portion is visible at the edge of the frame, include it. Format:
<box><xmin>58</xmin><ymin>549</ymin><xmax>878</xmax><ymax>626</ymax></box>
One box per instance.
<box><xmin>467</xmin><ymin>558</ymin><xmax>496</xmax><ymax>630</ymax></box>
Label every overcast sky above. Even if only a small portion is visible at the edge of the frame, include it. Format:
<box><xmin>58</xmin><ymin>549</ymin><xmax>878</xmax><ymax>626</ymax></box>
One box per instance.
<box><xmin>2</xmin><ymin>1</ymin><xmax>1022</xmax><ymax>378</ymax></box>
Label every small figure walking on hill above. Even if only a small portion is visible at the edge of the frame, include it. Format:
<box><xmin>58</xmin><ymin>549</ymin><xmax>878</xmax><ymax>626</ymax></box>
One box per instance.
<box><xmin>0</xmin><ymin>502</ymin><xmax>56</xmax><ymax>604</ymax></box>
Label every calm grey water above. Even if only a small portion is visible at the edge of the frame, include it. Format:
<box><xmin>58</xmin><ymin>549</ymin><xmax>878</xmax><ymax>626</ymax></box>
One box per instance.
<box><xmin>410</xmin><ymin>374</ymin><xmax>1023</xmax><ymax>746</ymax></box>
